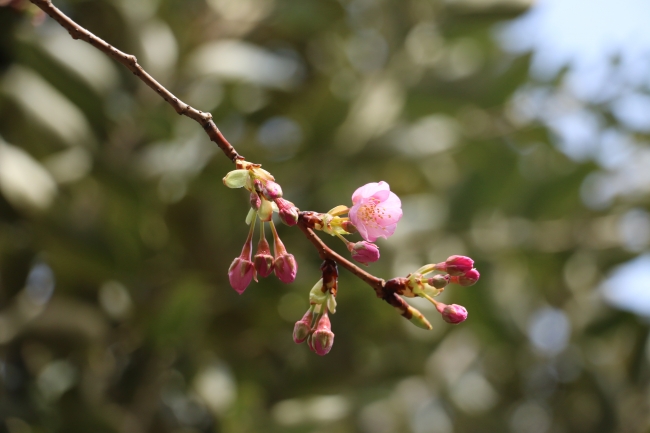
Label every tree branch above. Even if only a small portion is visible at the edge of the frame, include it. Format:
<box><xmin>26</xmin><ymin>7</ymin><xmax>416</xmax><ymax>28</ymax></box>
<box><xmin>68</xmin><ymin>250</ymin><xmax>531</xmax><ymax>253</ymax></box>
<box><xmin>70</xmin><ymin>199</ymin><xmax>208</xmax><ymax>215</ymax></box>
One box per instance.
<box><xmin>28</xmin><ymin>0</ymin><xmax>241</xmax><ymax>163</ymax></box>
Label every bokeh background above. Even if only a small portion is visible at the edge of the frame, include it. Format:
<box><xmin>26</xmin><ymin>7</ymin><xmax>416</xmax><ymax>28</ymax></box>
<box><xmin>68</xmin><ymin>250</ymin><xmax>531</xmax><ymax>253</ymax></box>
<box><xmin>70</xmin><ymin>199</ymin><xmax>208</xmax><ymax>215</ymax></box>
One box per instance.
<box><xmin>2</xmin><ymin>0</ymin><xmax>650</xmax><ymax>432</ymax></box>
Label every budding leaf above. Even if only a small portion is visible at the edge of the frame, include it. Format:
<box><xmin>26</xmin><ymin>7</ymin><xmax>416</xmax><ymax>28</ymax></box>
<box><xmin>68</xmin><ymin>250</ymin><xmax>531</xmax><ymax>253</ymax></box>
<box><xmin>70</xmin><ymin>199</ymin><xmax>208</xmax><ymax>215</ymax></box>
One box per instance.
<box><xmin>223</xmin><ymin>169</ymin><xmax>250</xmax><ymax>188</ymax></box>
<box><xmin>245</xmin><ymin>208</ymin><xmax>256</xmax><ymax>225</ymax></box>
<box><xmin>309</xmin><ymin>279</ymin><xmax>327</xmax><ymax>304</ymax></box>
<box><xmin>327</xmin><ymin>294</ymin><xmax>337</xmax><ymax>314</ymax></box>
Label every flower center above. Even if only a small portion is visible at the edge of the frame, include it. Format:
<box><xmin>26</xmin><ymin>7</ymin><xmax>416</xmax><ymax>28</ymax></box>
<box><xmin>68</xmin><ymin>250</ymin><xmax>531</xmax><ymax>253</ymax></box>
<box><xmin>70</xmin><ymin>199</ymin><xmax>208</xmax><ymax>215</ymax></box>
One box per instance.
<box><xmin>358</xmin><ymin>198</ymin><xmax>391</xmax><ymax>230</ymax></box>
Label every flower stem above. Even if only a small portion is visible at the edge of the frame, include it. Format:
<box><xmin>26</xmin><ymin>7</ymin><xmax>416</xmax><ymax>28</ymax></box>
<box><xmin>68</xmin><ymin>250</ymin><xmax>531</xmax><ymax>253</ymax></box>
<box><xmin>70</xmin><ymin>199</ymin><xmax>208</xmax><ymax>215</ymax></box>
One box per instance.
<box><xmin>334</xmin><ymin>232</ymin><xmax>353</xmax><ymax>250</ymax></box>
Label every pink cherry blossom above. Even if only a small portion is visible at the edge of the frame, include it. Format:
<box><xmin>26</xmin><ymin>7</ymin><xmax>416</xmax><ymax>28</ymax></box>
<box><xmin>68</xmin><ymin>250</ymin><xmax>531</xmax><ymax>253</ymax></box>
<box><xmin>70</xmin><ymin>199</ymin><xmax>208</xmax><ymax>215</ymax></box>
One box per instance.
<box><xmin>349</xmin><ymin>181</ymin><xmax>402</xmax><ymax>242</ymax></box>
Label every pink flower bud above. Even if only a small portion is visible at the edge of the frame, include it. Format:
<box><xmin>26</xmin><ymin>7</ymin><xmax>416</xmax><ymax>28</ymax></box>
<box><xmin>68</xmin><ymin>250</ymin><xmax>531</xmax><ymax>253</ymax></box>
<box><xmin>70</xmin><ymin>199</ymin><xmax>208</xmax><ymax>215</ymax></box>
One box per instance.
<box><xmin>228</xmin><ymin>257</ymin><xmax>254</xmax><ymax>294</ymax></box>
<box><xmin>435</xmin><ymin>302</ymin><xmax>468</xmax><ymax>324</ymax></box>
<box><xmin>254</xmin><ymin>237</ymin><xmax>274</xmax><ymax>278</ymax></box>
<box><xmin>261</xmin><ymin>180</ymin><xmax>283</xmax><ymax>201</ymax></box>
<box><xmin>250</xmin><ymin>192</ymin><xmax>261</xmax><ymax>210</ymax></box>
<box><xmin>228</xmin><ymin>218</ymin><xmax>256</xmax><ymax>294</ymax></box>
<box><xmin>274</xmin><ymin>253</ymin><xmax>297</xmax><ymax>283</ymax></box>
<box><xmin>348</xmin><ymin>241</ymin><xmax>380</xmax><ymax>264</ymax></box>
<box><xmin>293</xmin><ymin>310</ymin><xmax>313</xmax><ymax>344</ymax></box>
<box><xmin>441</xmin><ymin>255</ymin><xmax>474</xmax><ymax>276</ymax></box>
<box><xmin>451</xmin><ymin>268</ymin><xmax>480</xmax><ymax>286</ymax></box>
<box><xmin>252</xmin><ymin>179</ymin><xmax>263</xmax><ymax>193</ymax></box>
<box><xmin>275</xmin><ymin>198</ymin><xmax>299</xmax><ymax>227</ymax></box>
<box><xmin>309</xmin><ymin>313</ymin><xmax>334</xmax><ymax>356</ymax></box>
<box><xmin>428</xmin><ymin>274</ymin><xmax>450</xmax><ymax>289</ymax></box>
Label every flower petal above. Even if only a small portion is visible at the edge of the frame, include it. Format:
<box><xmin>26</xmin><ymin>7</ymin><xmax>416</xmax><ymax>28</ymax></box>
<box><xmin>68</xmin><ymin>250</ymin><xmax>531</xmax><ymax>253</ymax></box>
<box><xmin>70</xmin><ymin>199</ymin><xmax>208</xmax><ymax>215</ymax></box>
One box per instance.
<box><xmin>352</xmin><ymin>181</ymin><xmax>388</xmax><ymax>204</ymax></box>
<box><xmin>371</xmin><ymin>189</ymin><xmax>390</xmax><ymax>202</ymax></box>
<box><xmin>375</xmin><ymin>203</ymin><xmax>402</xmax><ymax>224</ymax></box>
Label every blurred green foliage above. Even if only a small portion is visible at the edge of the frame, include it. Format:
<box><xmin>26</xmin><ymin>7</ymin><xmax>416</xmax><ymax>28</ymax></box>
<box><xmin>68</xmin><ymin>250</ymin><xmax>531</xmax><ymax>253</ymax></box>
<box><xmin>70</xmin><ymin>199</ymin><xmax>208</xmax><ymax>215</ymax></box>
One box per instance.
<box><xmin>1</xmin><ymin>0</ymin><xmax>650</xmax><ymax>432</ymax></box>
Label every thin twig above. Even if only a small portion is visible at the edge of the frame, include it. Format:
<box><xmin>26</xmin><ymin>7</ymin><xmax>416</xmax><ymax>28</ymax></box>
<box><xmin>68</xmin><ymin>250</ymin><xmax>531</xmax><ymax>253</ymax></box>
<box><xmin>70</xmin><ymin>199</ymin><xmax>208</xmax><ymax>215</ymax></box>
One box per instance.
<box><xmin>297</xmin><ymin>217</ymin><xmax>385</xmax><ymax>296</ymax></box>
<box><xmin>28</xmin><ymin>0</ymin><xmax>241</xmax><ymax>162</ymax></box>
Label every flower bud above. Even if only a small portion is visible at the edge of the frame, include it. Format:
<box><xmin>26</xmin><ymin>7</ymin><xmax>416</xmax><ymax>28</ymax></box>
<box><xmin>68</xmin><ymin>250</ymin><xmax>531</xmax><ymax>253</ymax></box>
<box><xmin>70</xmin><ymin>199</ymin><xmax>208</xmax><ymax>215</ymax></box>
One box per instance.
<box><xmin>261</xmin><ymin>180</ymin><xmax>283</xmax><ymax>201</ymax></box>
<box><xmin>250</xmin><ymin>192</ymin><xmax>261</xmax><ymax>210</ymax></box>
<box><xmin>451</xmin><ymin>268</ymin><xmax>480</xmax><ymax>286</ymax></box>
<box><xmin>348</xmin><ymin>241</ymin><xmax>380</xmax><ymax>264</ymax></box>
<box><xmin>427</xmin><ymin>274</ymin><xmax>450</xmax><ymax>289</ymax></box>
<box><xmin>228</xmin><ymin>257</ymin><xmax>254</xmax><ymax>294</ymax></box>
<box><xmin>275</xmin><ymin>198</ymin><xmax>299</xmax><ymax>226</ymax></box>
<box><xmin>441</xmin><ymin>255</ymin><xmax>474</xmax><ymax>276</ymax></box>
<box><xmin>223</xmin><ymin>169</ymin><xmax>250</xmax><ymax>189</ymax></box>
<box><xmin>293</xmin><ymin>310</ymin><xmax>313</xmax><ymax>344</ymax></box>
<box><xmin>253</xmin><ymin>179</ymin><xmax>263</xmax><ymax>193</ymax></box>
<box><xmin>309</xmin><ymin>313</ymin><xmax>334</xmax><ymax>356</ymax></box>
<box><xmin>274</xmin><ymin>253</ymin><xmax>297</xmax><ymax>283</ymax></box>
<box><xmin>254</xmin><ymin>236</ymin><xmax>274</xmax><ymax>278</ymax></box>
<box><xmin>435</xmin><ymin>302</ymin><xmax>468</xmax><ymax>324</ymax></box>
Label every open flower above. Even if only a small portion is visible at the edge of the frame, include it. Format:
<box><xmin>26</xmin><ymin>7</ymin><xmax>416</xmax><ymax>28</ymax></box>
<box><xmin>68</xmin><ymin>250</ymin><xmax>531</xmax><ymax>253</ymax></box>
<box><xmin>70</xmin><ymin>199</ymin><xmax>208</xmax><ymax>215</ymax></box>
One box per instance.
<box><xmin>349</xmin><ymin>181</ymin><xmax>402</xmax><ymax>242</ymax></box>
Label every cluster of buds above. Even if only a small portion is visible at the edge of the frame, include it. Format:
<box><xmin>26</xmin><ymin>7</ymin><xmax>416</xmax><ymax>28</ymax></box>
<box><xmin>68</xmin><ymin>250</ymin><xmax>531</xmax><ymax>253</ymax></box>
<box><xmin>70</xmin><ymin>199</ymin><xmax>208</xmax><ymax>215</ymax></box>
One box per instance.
<box><xmin>224</xmin><ymin>167</ymin><xmax>482</xmax><ymax>355</ymax></box>
<box><xmin>224</xmin><ymin>161</ymin><xmax>300</xmax><ymax>293</ymax></box>
<box><xmin>387</xmin><ymin>255</ymin><xmax>480</xmax><ymax>325</ymax></box>
<box><xmin>223</xmin><ymin>160</ymin><xmax>300</xmax><ymax>226</ymax></box>
<box><xmin>293</xmin><ymin>260</ymin><xmax>338</xmax><ymax>355</ymax></box>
